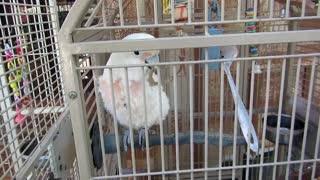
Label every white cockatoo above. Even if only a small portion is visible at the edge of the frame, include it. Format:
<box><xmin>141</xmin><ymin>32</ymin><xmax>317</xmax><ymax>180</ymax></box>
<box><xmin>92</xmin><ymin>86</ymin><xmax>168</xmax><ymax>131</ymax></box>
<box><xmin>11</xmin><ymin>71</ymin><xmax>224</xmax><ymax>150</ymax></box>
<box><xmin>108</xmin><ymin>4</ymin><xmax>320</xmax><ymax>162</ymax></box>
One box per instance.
<box><xmin>98</xmin><ymin>33</ymin><xmax>170</xmax><ymax>151</ymax></box>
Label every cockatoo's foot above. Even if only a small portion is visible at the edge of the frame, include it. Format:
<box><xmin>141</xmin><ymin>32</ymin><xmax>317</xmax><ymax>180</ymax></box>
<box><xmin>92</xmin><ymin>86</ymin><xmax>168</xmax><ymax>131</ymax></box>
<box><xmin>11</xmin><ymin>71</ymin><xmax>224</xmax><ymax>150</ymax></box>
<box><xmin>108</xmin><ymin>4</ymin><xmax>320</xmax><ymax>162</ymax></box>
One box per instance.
<box><xmin>138</xmin><ymin>128</ymin><xmax>145</xmax><ymax>150</ymax></box>
<box><xmin>123</xmin><ymin>129</ymin><xmax>130</xmax><ymax>152</ymax></box>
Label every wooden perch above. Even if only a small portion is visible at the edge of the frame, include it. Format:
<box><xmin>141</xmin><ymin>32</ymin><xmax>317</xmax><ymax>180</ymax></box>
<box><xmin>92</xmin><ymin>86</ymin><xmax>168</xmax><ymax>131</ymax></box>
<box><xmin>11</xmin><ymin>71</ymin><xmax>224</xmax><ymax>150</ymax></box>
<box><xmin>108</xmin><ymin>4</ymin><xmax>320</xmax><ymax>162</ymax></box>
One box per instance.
<box><xmin>103</xmin><ymin>131</ymin><xmax>247</xmax><ymax>154</ymax></box>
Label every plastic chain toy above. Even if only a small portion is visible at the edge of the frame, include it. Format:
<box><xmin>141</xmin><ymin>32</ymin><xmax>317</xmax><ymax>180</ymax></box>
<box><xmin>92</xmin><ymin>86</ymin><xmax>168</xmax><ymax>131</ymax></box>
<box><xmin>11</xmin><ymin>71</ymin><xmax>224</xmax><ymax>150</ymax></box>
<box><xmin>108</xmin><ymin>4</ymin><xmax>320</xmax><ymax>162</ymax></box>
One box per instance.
<box><xmin>4</xmin><ymin>40</ymin><xmax>30</xmax><ymax>126</ymax></box>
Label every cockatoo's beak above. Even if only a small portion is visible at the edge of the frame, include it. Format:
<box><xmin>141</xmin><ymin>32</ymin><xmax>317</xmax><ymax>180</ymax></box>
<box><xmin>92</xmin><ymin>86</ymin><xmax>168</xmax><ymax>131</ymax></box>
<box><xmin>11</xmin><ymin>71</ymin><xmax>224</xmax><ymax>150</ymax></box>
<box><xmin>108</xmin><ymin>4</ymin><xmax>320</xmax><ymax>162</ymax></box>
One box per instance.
<box><xmin>145</xmin><ymin>53</ymin><xmax>159</xmax><ymax>64</ymax></box>
<box><xmin>141</xmin><ymin>50</ymin><xmax>160</xmax><ymax>68</ymax></box>
<box><xmin>142</xmin><ymin>50</ymin><xmax>159</xmax><ymax>60</ymax></box>
<box><xmin>142</xmin><ymin>50</ymin><xmax>159</xmax><ymax>69</ymax></box>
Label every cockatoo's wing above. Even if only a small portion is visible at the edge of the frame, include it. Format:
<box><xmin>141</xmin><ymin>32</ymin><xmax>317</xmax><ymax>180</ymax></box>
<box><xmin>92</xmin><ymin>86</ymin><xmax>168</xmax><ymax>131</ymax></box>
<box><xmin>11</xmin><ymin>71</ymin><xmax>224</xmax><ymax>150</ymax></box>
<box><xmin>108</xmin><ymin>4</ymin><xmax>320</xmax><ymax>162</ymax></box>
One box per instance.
<box><xmin>99</xmin><ymin>74</ymin><xmax>169</xmax><ymax>129</ymax></box>
<box><xmin>126</xmin><ymin>81</ymin><xmax>170</xmax><ymax>129</ymax></box>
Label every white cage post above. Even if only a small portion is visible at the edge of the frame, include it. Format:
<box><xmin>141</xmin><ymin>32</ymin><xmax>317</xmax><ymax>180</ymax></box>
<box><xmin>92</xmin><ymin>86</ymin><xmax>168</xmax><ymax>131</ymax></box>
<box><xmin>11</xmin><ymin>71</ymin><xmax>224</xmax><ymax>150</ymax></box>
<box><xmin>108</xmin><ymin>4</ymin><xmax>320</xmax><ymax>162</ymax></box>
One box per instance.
<box><xmin>58</xmin><ymin>0</ymin><xmax>94</xmax><ymax>179</ymax></box>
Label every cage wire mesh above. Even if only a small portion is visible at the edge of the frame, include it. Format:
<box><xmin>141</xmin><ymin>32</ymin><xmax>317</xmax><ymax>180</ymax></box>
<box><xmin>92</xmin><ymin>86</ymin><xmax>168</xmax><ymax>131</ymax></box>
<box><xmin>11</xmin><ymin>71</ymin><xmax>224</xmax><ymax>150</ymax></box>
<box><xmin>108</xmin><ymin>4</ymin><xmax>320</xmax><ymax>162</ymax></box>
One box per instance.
<box><xmin>0</xmin><ymin>0</ymin><xmax>69</xmax><ymax>179</ymax></box>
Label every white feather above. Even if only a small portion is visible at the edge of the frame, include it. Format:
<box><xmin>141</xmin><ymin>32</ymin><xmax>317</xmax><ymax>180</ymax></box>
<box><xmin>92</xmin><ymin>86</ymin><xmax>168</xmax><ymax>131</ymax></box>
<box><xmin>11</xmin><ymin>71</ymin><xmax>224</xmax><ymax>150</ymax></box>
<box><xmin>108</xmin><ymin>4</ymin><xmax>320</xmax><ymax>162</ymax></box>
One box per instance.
<box><xmin>98</xmin><ymin>33</ymin><xmax>170</xmax><ymax>129</ymax></box>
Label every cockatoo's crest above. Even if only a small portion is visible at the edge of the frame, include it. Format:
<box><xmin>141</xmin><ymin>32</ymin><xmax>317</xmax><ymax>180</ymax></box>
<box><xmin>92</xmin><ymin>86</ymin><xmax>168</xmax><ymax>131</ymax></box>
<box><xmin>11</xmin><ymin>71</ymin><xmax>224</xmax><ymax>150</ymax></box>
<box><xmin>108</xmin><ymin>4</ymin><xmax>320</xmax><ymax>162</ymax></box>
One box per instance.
<box><xmin>122</xmin><ymin>33</ymin><xmax>156</xmax><ymax>40</ymax></box>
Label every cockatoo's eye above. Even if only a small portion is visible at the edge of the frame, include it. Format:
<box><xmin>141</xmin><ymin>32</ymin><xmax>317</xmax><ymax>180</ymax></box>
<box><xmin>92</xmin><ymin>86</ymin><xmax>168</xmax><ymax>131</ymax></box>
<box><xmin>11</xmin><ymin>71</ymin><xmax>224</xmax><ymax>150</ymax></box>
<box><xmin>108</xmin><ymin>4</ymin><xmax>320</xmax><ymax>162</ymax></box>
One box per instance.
<box><xmin>134</xmin><ymin>51</ymin><xmax>140</xmax><ymax>55</ymax></box>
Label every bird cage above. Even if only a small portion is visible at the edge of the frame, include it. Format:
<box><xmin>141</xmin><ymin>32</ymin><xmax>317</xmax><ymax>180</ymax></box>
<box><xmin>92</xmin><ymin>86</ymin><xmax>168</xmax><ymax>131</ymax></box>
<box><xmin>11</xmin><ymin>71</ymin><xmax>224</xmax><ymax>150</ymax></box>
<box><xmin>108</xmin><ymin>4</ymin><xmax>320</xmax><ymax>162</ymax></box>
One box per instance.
<box><xmin>1</xmin><ymin>0</ymin><xmax>320</xmax><ymax>179</ymax></box>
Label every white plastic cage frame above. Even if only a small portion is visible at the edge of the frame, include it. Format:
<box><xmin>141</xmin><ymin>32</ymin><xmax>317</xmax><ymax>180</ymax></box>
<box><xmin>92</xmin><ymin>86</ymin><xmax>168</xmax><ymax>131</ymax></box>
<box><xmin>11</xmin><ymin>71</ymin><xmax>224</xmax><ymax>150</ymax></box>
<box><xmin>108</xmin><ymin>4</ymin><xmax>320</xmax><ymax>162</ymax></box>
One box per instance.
<box><xmin>0</xmin><ymin>0</ymin><xmax>79</xmax><ymax>179</ymax></box>
<box><xmin>59</xmin><ymin>0</ymin><xmax>319</xmax><ymax>179</ymax></box>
